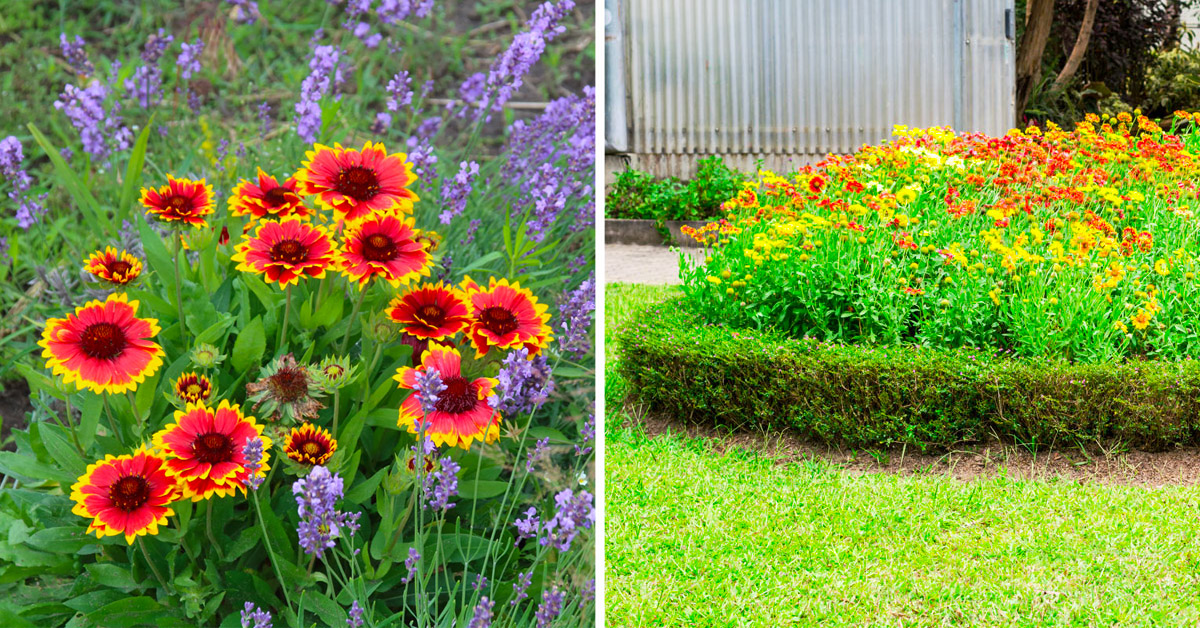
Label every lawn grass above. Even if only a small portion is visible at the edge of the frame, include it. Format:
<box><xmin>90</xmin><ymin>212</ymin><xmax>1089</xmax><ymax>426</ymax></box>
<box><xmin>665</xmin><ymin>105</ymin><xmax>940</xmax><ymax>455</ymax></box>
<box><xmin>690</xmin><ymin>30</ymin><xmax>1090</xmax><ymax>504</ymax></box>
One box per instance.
<box><xmin>604</xmin><ymin>281</ymin><xmax>1200</xmax><ymax>627</ymax></box>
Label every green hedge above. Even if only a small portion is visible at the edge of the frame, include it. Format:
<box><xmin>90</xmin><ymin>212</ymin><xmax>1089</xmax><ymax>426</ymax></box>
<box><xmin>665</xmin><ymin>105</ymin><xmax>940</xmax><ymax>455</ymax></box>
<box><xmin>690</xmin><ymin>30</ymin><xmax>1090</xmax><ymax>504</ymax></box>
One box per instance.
<box><xmin>617</xmin><ymin>298</ymin><xmax>1200</xmax><ymax>451</ymax></box>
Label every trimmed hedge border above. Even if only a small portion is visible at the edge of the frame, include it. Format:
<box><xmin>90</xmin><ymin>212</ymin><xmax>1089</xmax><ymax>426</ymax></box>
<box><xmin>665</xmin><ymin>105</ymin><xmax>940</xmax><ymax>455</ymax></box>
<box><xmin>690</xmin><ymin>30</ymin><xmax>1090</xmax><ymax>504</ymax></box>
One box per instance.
<box><xmin>617</xmin><ymin>297</ymin><xmax>1200</xmax><ymax>451</ymax></box>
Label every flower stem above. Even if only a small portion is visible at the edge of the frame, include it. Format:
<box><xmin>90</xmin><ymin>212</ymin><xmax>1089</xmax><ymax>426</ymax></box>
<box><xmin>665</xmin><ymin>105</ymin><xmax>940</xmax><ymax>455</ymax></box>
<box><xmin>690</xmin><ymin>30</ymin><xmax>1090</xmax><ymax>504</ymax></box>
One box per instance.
<box><xmin>58</xmin><ymin>395</ymin><xmax>85</xmax><ymax>457</ymax></box>
<box><xmin>279</xmin><ymin>284</ymin><xmax>293</xmax><ymax>350</ymax></box>
<box><xmin>101</xmin><ymin>393</ymin><xmax>124</xmax><ymax>446</ymax></box>
<box><xmin>206</xmin><ymin>500</ymin><xmax>225</xmax><ymax>560</ymax></box>
<box><xmin>139</xmin><ymin>538</ymin><xmax>172</xmax><ymax>594</ymax></box>
<box><xmin>125</xmin><ymin>390</ymin><xmax>144</xmax><ymax>437</ymax></box>
<box><xmin>173</xmin><ymin>236</ymin><xmax>189</xmax><ymax>346</ymax></box>
<box><xmin>253</xmin><ymin>491</ymin><xmax>295</xmax><ymax>614</ymax></box>
<box><xmin>331</xmin><ymin>388</ymin><xmax>341</xmax><ymax>439</ymax></box>
<box><xmin>338</xmin><ymin>288</ymin><xmax>368</xmax><ymax>355</ymax></box>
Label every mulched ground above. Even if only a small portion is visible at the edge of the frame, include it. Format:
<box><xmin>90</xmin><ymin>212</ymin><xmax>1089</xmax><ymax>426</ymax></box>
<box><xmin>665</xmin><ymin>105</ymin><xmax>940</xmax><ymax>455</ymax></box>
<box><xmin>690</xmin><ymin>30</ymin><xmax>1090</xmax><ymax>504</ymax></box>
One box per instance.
<box><xmin>619</xmin><ymin>404</ymin><xmax>1200</xmax><ymax>488</ymax></box>
<box><xmin>0</xmin><ymin>379</ymin><xmax>32</xmax><ymax>451</ymax></box>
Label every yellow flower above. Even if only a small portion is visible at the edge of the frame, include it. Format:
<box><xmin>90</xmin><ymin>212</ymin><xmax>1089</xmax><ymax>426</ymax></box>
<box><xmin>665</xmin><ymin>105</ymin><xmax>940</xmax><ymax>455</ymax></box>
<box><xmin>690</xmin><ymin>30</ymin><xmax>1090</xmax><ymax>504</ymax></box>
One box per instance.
<box><xmin>706</xmin><ymin>276</ymin><xmax>722</xmax><ymax>286</ymax></box>
<box><xmin>1131</xmin><ymin>309</ymin><xmax>1152</xmax><ymax>330</ymax></box>
<box><xmin>1155</xmin><ymin>260</ymin><xmax>1169</xmax><ymax>276</ymax></box>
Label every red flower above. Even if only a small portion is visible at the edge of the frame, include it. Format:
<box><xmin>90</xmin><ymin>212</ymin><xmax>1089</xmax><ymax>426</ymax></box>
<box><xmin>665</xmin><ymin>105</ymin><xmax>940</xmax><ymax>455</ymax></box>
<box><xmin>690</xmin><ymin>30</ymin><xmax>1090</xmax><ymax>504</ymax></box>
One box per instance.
<box><xmin>84</xmin><ymin>247</ymin><xmax>142</xmax><ymax>286</ymax></box>
<box><xmin>70</xmin><ymin>448</ymin><xmax>180</xmax><ymax>544</ymax></box>
<box><xmin>337</xmin><ymin>213</ymin><xmax>431</xmax><ymax>287</ymax></box>
<box><xmin>39</xmin><ymin>293</ymin><xmax>164</xmax><ymax>394</ymax></box>
<box><xmin>394</xmin><ymin>344</ymin><xmax>500</xmax><ymax>449</ymax></box>
<box><xmin>140</xmin><ymin>175</ymin><xmax>215</xmax><ymax>227</ymax></box>
<box><xmin>229</xmin><ymin>168</ymin><xmax>311</xmax><ymax>219</ymax></box>
<box><xmin>294</xmin><ymin>141</ymin><xmax>420</xmax><ymax>223</ymax></box>
<box><xmin>153</xmin><ymin>400</ymin><xmax>271</xmax><ymax>500</ymax></box>
<box><xmin>232</xmin><ymin>218</ymin><xmax>335</xmax><ymax>287</ymax></box>
<box><xmin>386</xmin><ymin>282</ymin><xmax>473</xmax><ymax>340</ymax></box>
<box><xmin>461</xmin><ymin>277</ymin><xmax>553</xmax><ymax>358</ymax></box>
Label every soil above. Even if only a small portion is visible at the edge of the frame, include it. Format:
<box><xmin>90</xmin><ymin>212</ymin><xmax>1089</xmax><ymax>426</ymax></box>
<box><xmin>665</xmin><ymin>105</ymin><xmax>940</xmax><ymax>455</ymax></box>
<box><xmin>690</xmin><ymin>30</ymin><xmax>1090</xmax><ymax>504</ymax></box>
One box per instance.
<box><xmin>618</xmin><ymin>403</ymin><xmax>1200</xmax><ymax>488</ymax></box>
<box><xmin>0</xmin><ymin>379</ymin><xmax>32</xmax><ymax>451</ymax></box>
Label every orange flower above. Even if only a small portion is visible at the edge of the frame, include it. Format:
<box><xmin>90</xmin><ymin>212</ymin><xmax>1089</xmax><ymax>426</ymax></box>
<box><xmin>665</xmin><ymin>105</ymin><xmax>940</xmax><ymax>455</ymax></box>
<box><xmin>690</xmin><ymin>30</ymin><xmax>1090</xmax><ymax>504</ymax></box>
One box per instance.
<box><xmin>386</xmin><ymin>282</ymin><xmax>473</xmax><ymax>340</ymax></box>
<box><xmin>140</xmin><ymin>175</ymin><xmax>215</xmax><ymax>227</ymax></box>
<box><xmin>337</xmin><ymin>213</ymin><xmax>431</xmax><ymax>288</ymax></box>
<box><xmin>283</xmin><ymin>423</ymin><xmax>337</xmax><ymax>466</ymax></box>
<box><xmin>232</xmin><ymin>218</ymin><xmax>335</xmax><ymax>287</ymax></box>
<box><xmin>39</xmin><ymin>293</ymin><xmax>164</xmax><ymax>394</ymax></box>
<box><xmin>229</xmin><ymin>168</ymin><xmax>312</xmax><ymax>219</ymax></box>
<box><xmin>84</xmin><ymin>247</ymin><xmax>142</xmax><ymax>285</ymax></box>
<box><xmin>461</xmin><ymin>276</ymin><xmax>553</xmax><ymax>358</ymax></box>
<box><xmin>294</xmin><ymin>141</ymin><xmax>419</xmax><ymax>223</ymax></box>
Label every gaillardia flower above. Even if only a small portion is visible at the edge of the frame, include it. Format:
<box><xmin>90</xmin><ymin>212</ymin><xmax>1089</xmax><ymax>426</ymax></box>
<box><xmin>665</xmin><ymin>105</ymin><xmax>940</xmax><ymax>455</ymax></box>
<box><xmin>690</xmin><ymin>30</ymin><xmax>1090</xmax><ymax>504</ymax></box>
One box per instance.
<box><xmin>39</xmin><ymin>293</ymin><xmax>164</xmax><ymax>394</ymax></box>
<box><xmin>84</xmin><ymin>247</ymin><xmax>142</xmax><ymax>286</ymax></box>
<box><xmin>387</xmin><ymin>282</ymin><xmax>472</xmax><ymax>340</ymax></box>
<box><xmin>337</xmin><ymin>213</ymin><xmax>431</xmax><ymax>288</ymax></box>
<box><xmin>245</xmin><ymin>353</ymin><xmax>325</xmax><ymax>422</ymax></box>
<box><xmin>294</xmin><ymin>141</ymin><xmax>419</xmax><ymax>223</ymax></box>
<box><xmin>70</xmin><ymin>448</ymin><xmax>179</xmax><ymax>544</ymax></box>
<box><xmin>140</xmin><ymin>175</ymin><xmax>215</xmax><ymax>227</ymax></box>
<box><xmin>229</xmin><ymin>168</ymin><xmax>311</xmax><ymax>219</ymax></box>
<box><xmin>394</xmin><ymin>344</ymin><xmax>500</xmax><ymax>449</ymax></box>
<box><xmin>173</xmin><ymin>372</ymin><xmax>213</xmax><ymax>404</ymax></box>
<box><xmin>231</xmin><ymin>218</ymin><xmax>335</xmax><ymax>287</ymax></box>
<box><xmin>461</xmin><ymin>277</ymin><xmax>553</xmax><ymax>358</ymax></box>
<box><xmin>153</xmin><ymin>400</ymin><xmax>271</xmax><ymax>500</ymax></box>
<box><xmin>284</xmin><ymin>423</ymin><xmax>337</xmax><ymax>466</ymax></box>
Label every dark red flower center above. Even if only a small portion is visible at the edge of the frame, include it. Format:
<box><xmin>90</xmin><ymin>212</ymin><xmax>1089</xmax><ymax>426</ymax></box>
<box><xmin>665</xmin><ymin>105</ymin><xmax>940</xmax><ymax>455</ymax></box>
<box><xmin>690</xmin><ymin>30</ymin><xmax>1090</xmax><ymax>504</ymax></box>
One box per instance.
<box><xmin>336</xmin><ymin>166</ymin><xmax>380</xmax><ymax>201</ymax></box>
<box><xmin>179</xmin><ymin>379</ymin><xmax>208</xmax><ymax>400</ymax></box>
<box><xmin>478</xmin><ymin>306</ymin><xmax>519</xmax><ymax>337</ymax></box>
<box><xmin>407</xmin><ymin>455</ymin><xmax>435</xmax><ymax>473</ymax></box>
<box><xmin>269</xmin><ymin>239</ymin><xmax>308</xmax><ymax>265</ymax></box>
<box><xmin>361</xmin><ymin>233</ymin><xmax>397</xmax><ymax>262</ymax></box>
<box><xmin>165</xmin><ymin>195</ymin><xmax>193</xmax><ymax>215</ymax></box>
<box><xmin>108</xmin><ymin>261</ymin><xmax>133</xmax><ymax>277</ymax></box>
<box><xmin>80</xmin><ymin>322</ymin><xmax>127</xmax><ymax>360</ymax></box>
<box><xmin>435</xmin><ymin>376</ymin><xmax>478</xmax><ymax>414</ymax></box>
<box><xmin>109</xmin><ymin>475</ymin><xmax>151</xmax><ymax>511</ymax></box>
<box><xmin>263</xmin><ymin>186</ymin><xmax>294</xmax><ymax>208</ymax></box>
<box><xmin>416</xmin><ymin>304</ymin><xmax>446</xmax><ymax>327</ymax></box>
<box><xmin>193</xmin><ymin>431</ymin><xmax>235</xmax><ymax>463</ymax></box>
<box><xmin>268</xmin><ymin>367</ymin><xmax>309</xmax><ymax>403</ymax></box>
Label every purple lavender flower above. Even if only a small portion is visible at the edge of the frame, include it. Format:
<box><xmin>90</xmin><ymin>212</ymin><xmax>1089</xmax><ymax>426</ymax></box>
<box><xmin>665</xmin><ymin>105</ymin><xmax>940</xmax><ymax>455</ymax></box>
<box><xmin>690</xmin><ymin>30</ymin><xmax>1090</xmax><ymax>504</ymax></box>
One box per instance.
<box><xmin>349</xmin><ymin>21</ymin><xmax>383</xmax><ymax>48</ymax></box>
<box><xmin>125</xmin><ymin>30</ymin><xmax>173</xmax><ymax>108</ymax></box>
<box><xmin>0</xmin><ymin>238</ymin><xmax>8</xmax><ymax>266</ymax></box>
<box><xmin>451</xmin><ymin>73</ymin><xmax>487</xmax><ymax>118</ymax></box>
<box><xmin>405</xmin><ymin>135</ymin><xmax>438</xmax><ymax>185</ymax></box>
<box><xmin>386</xmin><ymin>71</ymin><xmax>413</xmax><ymax>111</ymax></box>
<box><xmin>346</xmin><ymin>601</ymin><xmax>364</xmax><ymax>628</ymax></box>
<box><xmin>557</xmin><ymin>273</ymin><xmax>595</xmax><ymax>358</ymax></box>
<box><xmin>511</xmin><ymin>571</ymin><xmax>532</xmax><ymax>605</ymax></box>
<box><xmin>215</xmin><ymin>139</ymin><xmax>230</xmax><ymax>174</ymax></box>
<box><xmin>472</xmin><ymin>1</ymin><xmax>574</xmax><ymax>119</ymax></box>
<box><xmin>468</xmin><ymin>597</ymin><xmax>495</xmax><ymax>628</ymax></box>
<box><xmin>59</xmin><ymin>34</ymin><xmax>93</xmax><ymax>77</ymax></box>
<box><xmin>0</xmin><ymin>136</ymin><xmax>46</xmax><ymax>229</ymax></box>
<box><xmin>473</xmin><ymin>574</ymin><xmax>488</xmax><ymax>590</ymax></box>
<box><xmin>579</xmin><ymin>579</ymin><xmax>595</xmax><ymax>608</ymax></box>
<box><xmin>177</xmin><ymin>38</ymin><xmax>204</xmax><ymax>80</ymax></box>
<box><xmin>257</xmin><ymin>101</ymin><xmax>272</xmax><ymax>136</ymax></box>
<box><xmin>513</xmin><ymin>507</ymin><xmax>540</xmax><ymax>546</ymax></box>
<box><xmin>377</xmin><ymin>0</ymin><xmax>434</xmax><ymax>24</ymax></box>
<box><xmin>295</xmin><ymin>45</ymin><xmax>343</xmax><ymax>142</ymax></box>
<box><xmin>415</xmin><ymin>116</ymin><xmax>441</xmax><ymax>139</ymax></box>
<box><xmin>427</xmin><ymin>456</ymin><xmax>460</xmax><ymax>511</ymax></box>
<box><xmin>413</xmin><ymin>367</ymin><xmax>445</xmax><ymax>418</ymax></box>
<box><xmin>227</xmin><ymin>0</ymin><xmax>262</xmax><ymax>24</ymax></box>
<box><xmin>460</xmin><ymin>219</ymin><xmax>482</xmax><ymax>246</ymax></box>
<box><xmin>240</xmin><ymin>602</ymin><xmax>272</xmax><ymax>628</ymax></box>
<box><xmin>401</xmin><ymin>547</ymin><xmax>420</xmax><ymax>584</ymax></box>
<box><xmin>60</xmin><ymin>146</ymin><xmax>74</xmax><ymax>162</ymax></box>
<box><xmin>293</xmin><ymin>466</ymin><xmax>362</xmax><ymax>558</ymax></box>
<box><xmin>539</xmin><ymin>489</ymin><xmax>593</xmax><ymax>552</ymax></box>
<box><xmin>535</xmin><ymin>587</ymin><xmax>565</xmax><ymax>628</ymax></box>
<box><xmin>371</xmin><ymin>112</ymin><xmax>392</xmax><ymax>135</ymax></box>
<box><xmin>525</xmin><ymin>437</ymin><xmax>549</xmax><ymax>472</ymax></box>
<box><xmin>438</xmin><ymin>161</ymin><xmax>479</xmax><ymax>224</ymax></box>
<box><xmin>243</xmin><ymin>437</ymin><xmax>266</xmax><ymax>490</ymax></box>
<box><xmin>489</xmin><ymin>348</ymin><xmax>554</xmax><ymax>415</ymax></box>
<box><xmin>575</xmin><ymin>413</ymin><xmax>594</xmax><ymax>457</ymax></box>
<box><xmin>54</xmin><ymin>80</ymin><xmax>130</xmax><ymax>163</ymax></box>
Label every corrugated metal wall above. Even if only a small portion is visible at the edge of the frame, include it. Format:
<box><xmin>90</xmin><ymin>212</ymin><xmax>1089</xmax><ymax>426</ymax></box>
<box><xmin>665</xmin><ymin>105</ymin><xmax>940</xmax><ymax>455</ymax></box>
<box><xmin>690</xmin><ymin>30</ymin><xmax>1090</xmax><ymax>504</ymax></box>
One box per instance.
<box><xmin>610</xmin><ymin>0</ymin><xmax>1015</xmax><ymax>173</ymax></box>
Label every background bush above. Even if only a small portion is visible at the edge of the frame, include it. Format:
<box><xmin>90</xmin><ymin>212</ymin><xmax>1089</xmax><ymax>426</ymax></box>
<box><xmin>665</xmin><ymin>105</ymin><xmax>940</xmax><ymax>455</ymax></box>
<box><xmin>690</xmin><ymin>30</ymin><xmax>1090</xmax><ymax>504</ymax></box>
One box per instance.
<box><xmin>604</xmin><ymin>155</ymin><xmax>743</xmax><ymax>222</ymax></box>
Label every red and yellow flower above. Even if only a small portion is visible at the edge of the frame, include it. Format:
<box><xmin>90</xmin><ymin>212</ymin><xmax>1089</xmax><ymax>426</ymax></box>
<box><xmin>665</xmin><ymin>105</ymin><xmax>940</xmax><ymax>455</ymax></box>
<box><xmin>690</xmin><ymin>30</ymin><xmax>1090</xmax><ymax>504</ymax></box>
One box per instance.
<box><xmin>294</xmin><ymin>141</ymin><xmax>419</xmax><ymax>223</ymax></box>
<box><xmin>153</xmin><ymin>400</ymin><xmax>271</xmax><ymax>501</ymax></box>
<box><xmin>231</xmin><ymin>218</ymin><xmax>335</xmax><ymax>287</ymax></box>
<box><xmin>70</xmin><ymin>448</ymin><xmax>179</xmax><ymax>544</ymax></box>
<box><xmin>39</xmin><ymin>293</ymin><xmax>164</xmax><ymax>394</ymax></box>
<box><xmin>229</xmin><ymin>168</ymin><xmax>311</xmax><ymax>219</ymax></box>
<box><xmin>386</xmin><ymin>282</ymin><xmax>473</xmax><ymax>340</ymax></box>
<box><xmin>461</xmin><ymin>277</ymin><xmax>553</xmax><ymax>358</ymax></box>
<box><xmin>337</xmin><ymin>213</ymin><xmax>431</xmax><ymax>288</ymax></box>
<box><xmin>140</xmin><ymin>175</ymin><xmax>215</xmax><ymax>227</ymax></box>
<box><xmin>394</xmin><ymin>344</ymin><xmax>500</xmax><ymax>449</ymax></box>
<box><xmin>173</xmin><ymin>372</ymin><xmax>213</xmax><ymax>405</ymax></box>
<box><xmin>83</xmin><ymin>247</ymin><xmax>143</xmax><ymax>286</ymax></box>
<box><xmin>283</xmin><ymin>423</ymin><xmax>337</xmax><ymax>466</ymax></box>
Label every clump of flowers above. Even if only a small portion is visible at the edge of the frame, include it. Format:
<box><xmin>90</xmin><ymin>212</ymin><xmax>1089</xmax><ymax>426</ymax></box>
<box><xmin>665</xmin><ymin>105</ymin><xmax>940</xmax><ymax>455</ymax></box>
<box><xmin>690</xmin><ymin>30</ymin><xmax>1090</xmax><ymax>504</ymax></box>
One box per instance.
<box><xmin>293</xmin><ymin>465</ymin><xmax>361</xmax><ymax>559</ymax></box>
<box><xmin>246</xmin><ymin>353</ymin><xmax>326</xmax><ymax>422</ymax></box>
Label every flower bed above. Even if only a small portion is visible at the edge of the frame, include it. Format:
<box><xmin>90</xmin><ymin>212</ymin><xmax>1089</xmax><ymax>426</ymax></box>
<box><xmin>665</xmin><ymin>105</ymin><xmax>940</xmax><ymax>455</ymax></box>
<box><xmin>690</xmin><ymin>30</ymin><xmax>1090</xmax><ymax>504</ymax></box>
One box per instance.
<box><xmin>680</xmin><ymin>114</ymin><xmax>1200</xmax><ymax>364</ymax></box>
<box><xmin>617</xmin><ymin>299</ymin><xmax>1200</xmax><ymax>450</ymax></box>
<box><xmin>0</xmin><ymin>3</ymin><xmax>596</xmax><ymax>627</ymax></box>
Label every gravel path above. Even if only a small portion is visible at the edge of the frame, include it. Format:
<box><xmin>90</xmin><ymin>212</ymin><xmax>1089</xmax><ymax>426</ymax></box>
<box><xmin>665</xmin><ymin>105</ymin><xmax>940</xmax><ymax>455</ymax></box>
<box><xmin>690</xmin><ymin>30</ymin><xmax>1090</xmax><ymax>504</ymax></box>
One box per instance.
<box><xmin>605</xmin><ymin>244</ymin><xmax>706</xmax><ymax>284</ymax></box>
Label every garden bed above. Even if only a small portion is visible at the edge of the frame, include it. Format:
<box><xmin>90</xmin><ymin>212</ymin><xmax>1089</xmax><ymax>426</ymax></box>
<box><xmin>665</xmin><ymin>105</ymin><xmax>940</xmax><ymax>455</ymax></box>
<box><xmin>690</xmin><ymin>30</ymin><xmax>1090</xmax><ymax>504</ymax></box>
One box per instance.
<box><xmin>617</xmin><ymin>297</ymin><xmax>1200</xmax><ymax>451</ymax></box>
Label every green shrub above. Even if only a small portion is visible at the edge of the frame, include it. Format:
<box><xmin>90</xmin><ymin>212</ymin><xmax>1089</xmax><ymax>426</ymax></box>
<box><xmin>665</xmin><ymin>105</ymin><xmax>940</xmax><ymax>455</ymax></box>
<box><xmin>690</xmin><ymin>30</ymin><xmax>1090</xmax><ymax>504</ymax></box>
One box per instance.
<box><xmin>618</xmin><ymin>297</ymin><xmax>1200</xmax><ymax>451</ymax></box>
<box><xmin>605</xmin><ymin>156</ymin><xmax>744</xmax><ymax>222</ymax></box>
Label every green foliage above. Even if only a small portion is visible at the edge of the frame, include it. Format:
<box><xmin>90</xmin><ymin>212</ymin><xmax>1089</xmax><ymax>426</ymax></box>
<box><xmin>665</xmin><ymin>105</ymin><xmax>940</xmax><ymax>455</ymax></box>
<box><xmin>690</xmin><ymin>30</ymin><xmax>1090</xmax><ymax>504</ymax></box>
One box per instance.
<box><xmin>618</xmin><ymin>298</ymin><xmax>1200</xmax><ymax>451</ymax></box>
<box><xmin>604</xmin><ymin>156</ymin><xmax>745</xmax><ymax>222</ymax></box>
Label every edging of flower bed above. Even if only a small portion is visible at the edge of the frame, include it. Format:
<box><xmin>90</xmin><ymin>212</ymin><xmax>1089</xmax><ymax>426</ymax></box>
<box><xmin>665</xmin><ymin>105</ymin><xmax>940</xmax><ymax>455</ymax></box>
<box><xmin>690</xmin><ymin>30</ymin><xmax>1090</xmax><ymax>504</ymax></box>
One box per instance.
<box><xmin>617</xmin><ymin>298</ymin><xmax>1200</xmax><ymax>451</ymax></box>
<box><xmin>605</xmin><ymin>219</ymin><xmax>709</xmax><ymax>247</ymax></box>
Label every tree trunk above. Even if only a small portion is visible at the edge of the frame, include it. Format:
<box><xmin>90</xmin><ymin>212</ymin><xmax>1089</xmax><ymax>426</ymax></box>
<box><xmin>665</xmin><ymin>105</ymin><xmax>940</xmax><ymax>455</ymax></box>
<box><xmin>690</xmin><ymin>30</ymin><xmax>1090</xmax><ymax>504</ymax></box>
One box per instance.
<box><xmin>1053</xmin><ymin>0</ymin><xmax>1099</xmax><ymax>89</ymax></box>
<box><xmin>1015</xmin><ymin>0</ymin><xmax>1056</xmax><ymax>125</ymax></box>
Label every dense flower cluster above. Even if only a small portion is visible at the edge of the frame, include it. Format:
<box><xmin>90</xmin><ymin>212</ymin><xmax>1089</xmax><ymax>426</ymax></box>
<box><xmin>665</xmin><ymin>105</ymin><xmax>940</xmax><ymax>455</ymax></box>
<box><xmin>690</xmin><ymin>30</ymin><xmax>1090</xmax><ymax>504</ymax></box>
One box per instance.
<box><xmin>0</xmin><ymin>136</ymin><xmax>46</xmax><ymax>229</ymax></box>
<box><xmin>293</xmin><ymin>465</ymin><xmax>361</xmax><ymax>558</ymax></box>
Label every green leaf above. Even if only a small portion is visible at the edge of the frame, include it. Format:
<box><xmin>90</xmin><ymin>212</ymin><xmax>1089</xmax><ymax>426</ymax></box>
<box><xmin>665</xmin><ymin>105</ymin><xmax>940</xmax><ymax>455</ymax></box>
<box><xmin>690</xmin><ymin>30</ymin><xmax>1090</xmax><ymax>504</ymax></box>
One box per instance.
<box><xmin>85</xmin><ymin>597</ymin><xmax>186</xmax><ymax>627</ymax></box>
<box><xmin>15</xmin><ymin>363</ymin><xmax>65</xmax><ymax>401</ymax></box>
<box><xmin>302</xmin><ymin>592</ymin><xmax>347</xmax><ymax>626</ymax></box>
<box><xmin>0</xmin><ymin>609</ymin><xmax>37</xmax><ymax>628</ymax></box>
<box><xmin>0</xmin><ymin>451</ymin><xmax>76</xmax><ymax>485</ymax></box>
<box><xmin>526</xmin><ymin>426</ymin><xmax>570</xmax><ymax>444</ymax></box>
<box><xmin>225</xmin><ymin>523</ymin><xmax>261</xmax><ymax>561</ymax></box>
<box><xmin>64</xmin><ymin>590</ymin><xmax>127</xmax><ymax>614</ymax></box>
<box><xmin>25</xmin><ymin>526</ymin><xmax>93</xmax><ymax>554</ymax></box>
<box><xmin>37</xmin><ymin>423</ymin><xmax>84</xmax><ymax>477</ymax></box>
<box><xmin>231</xmin><ymin>317</ymin><xmax>266</xmax><ymax>372</ymax></box>
<box><xmin>84</xmin><ymin>563</ymin><xmax>139</xmax><ymax>592</ymax></box>
<box><xmin>433</xmin><ymin>533</ymin><xmax>493</xmax><ymax>563</ymax></box>
<box><xmin>119</xmin><ymin>118</ymin><xmax>155</xmax><ymax>223</ymax></box>
<box><xmin>345</xmin><ymin>468</ymin><xmax>386</xmax><ymax>505</ymax></box>
<box><xmin>458</xmin><ymin>479</ymin><xmax>508</xmax><ymax>500</ymax></box>
<box><xmin>77</xmin><ymin>393</ymin><xmax>103</xmax><ymax>450</ymax></box>
<box><xmin>27</xmin><ymin>123</ymin><xmax>110</xmax><ymax>234</ymax></box>
<box><xmin>136</xmin><ymin>217</ymin><xmax>177</xmax><ymax>297</ymax></box>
